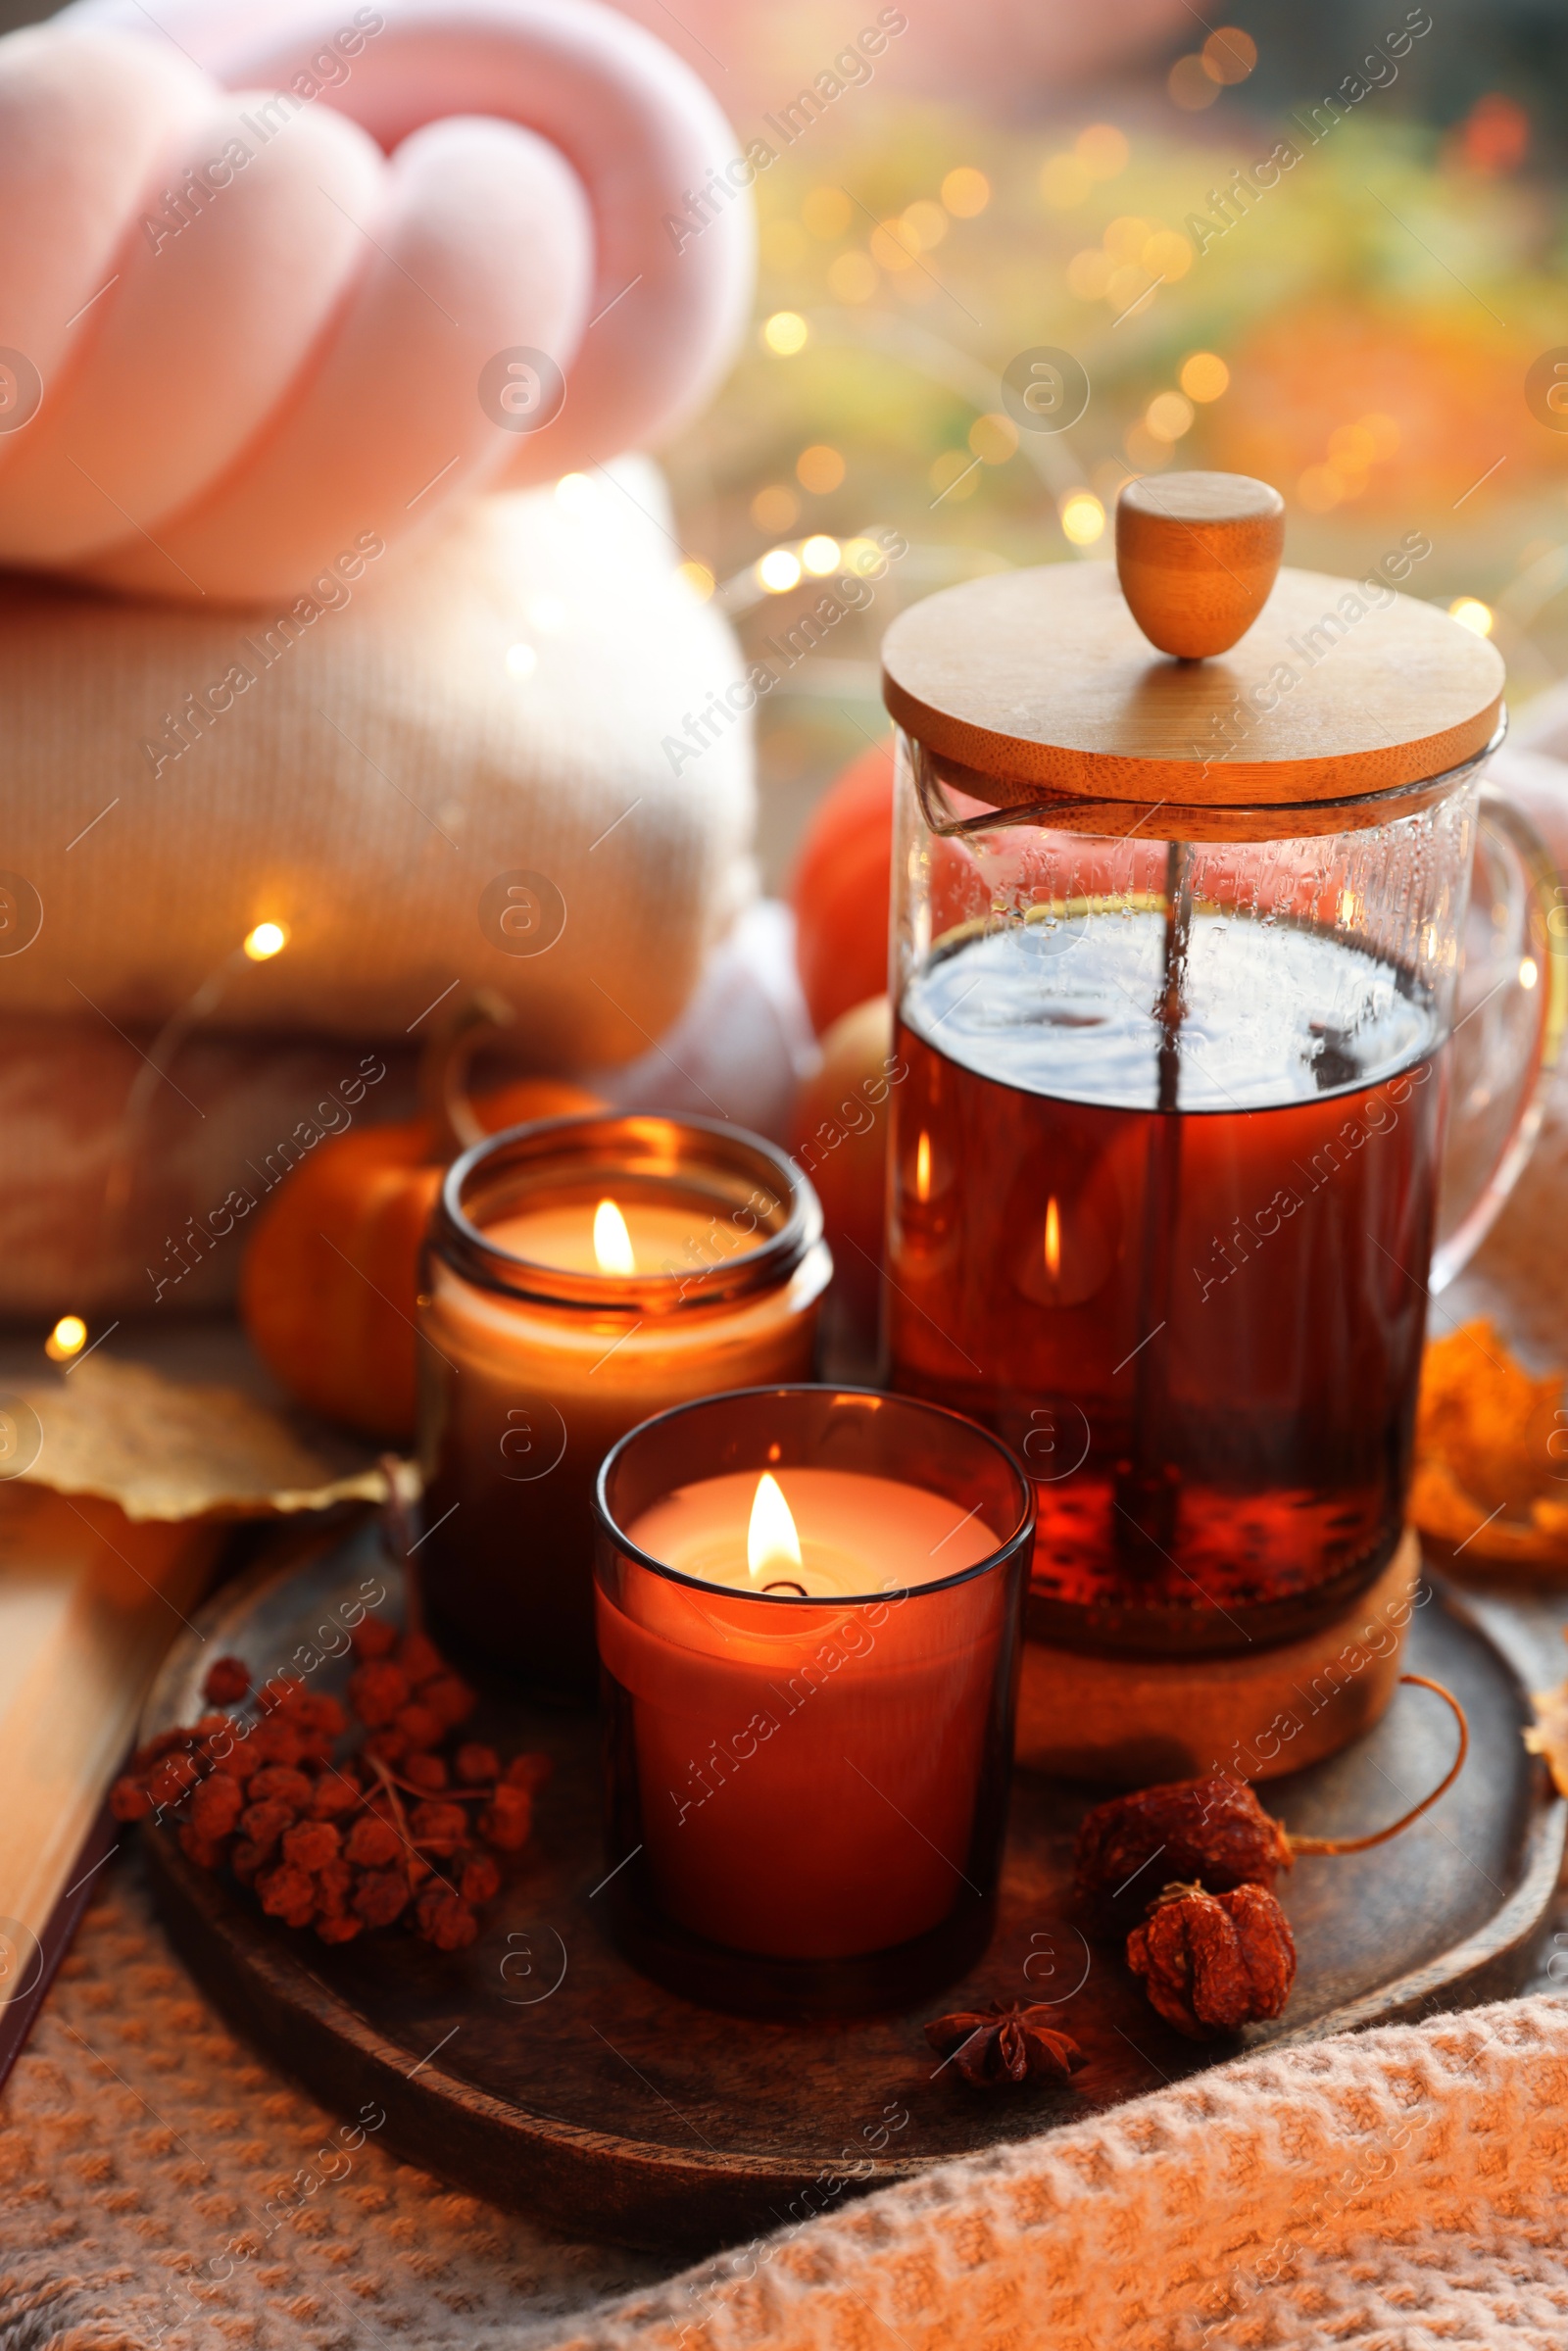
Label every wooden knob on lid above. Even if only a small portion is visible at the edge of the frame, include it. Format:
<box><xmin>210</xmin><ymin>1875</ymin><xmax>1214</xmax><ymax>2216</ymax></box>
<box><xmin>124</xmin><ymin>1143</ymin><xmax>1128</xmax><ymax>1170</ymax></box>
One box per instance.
<box><xmin>1116</xmin><ymin>470</ymin><xmax>1286</xmax><ymax>659</ymax></box>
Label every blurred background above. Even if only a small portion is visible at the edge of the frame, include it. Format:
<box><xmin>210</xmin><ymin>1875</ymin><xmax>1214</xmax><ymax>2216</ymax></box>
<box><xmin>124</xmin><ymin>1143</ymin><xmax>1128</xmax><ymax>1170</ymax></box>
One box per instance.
<box><xmin>623</xmin><ymin>0</ymin><xmax>1568</xmax><ymax>883</ymax></box>
<box><xmin>14</xmin><ymin>0</ymin><xmax>1568</xmax><ymax>884</ymax></box>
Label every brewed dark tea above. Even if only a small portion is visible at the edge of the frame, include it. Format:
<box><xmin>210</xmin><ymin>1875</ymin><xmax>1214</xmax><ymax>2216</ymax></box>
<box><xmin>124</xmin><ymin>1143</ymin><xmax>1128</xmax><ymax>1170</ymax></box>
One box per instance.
<box><xmin>876</xmin><ymin>469</ymin><xmax>1549</xmax><ymax>1770</ymax></box>
<box><xmin>888</xmin><ymin>887</ymin><xmax>1447</xmax><ymax>1653</ymax></box>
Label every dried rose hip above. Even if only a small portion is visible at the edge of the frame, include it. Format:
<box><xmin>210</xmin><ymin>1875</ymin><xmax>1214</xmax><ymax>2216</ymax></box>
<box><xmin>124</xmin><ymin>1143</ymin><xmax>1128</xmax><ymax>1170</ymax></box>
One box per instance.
<box><xmin>177</xmin><ymin>1826</ymin><xmax>230</xmax><ymax>1870</ymax></box>
<box><xmin>316</xmin><ymin>1910</ymin><xmax>365</xmax><ymax>1944</ymax></box>
<box><xmin>410</xmin><ymin>1800</ymin><xmax>467</xmax><ymax>1855</ymax></box>
<box><xmin>420</xmin><ymin>1674</ymin><xmax>477</xmax><ymax>1731</ymax></box>
<box><xmin>188</xmin><ymin>1775</ymin><xmax>243</xmax><ymax>1840</ymax></box>
<box><xmin>202</xmin><ymin>1656</ymin><xmax>252</xmax><ymax>1707</ymax></box>
<box><xmin>238</xmin><ymin>1799</ymin><xmax>294</xmax><ymax>1857</ymax></box>
<box><xmin>344</xmin><ymin>1814</ymin><xmax>402</xmax><ymax>1870</ymax></box>
<box><xmin>205</xmin><ymin>1735</ymin><xmax>252</xmax><ymax>1782</ymax></box>
<box><xmin>245</xmin><ymin>1720</ymin><xmax>305</xmax><ymax>1769</ymax></box>
<box><xmin>361</xmin><ymin>1727</ymin><xmax>410</xmax><ymax>1767</ymax></box>
<box><xmin>257</xmin><ymin>1862</ymin><xmax>318</xmax><ymax>1930</ymax></box>
<box><xmin>351</xmin><ymin>1615</ymin><xmax>397</xmax><ymax>1660</ymax></box>
<box><xmin>455</xmin><ymin>1743</ymin><xmax>499</xmax><ymax>1787</ymax></box>
<box><xmin>246</xmin><ymin>1765</ymin><xmax>315</xmax><ymax>1813</ymax></box>
<box><xmin>310</xmin><ymin>1769</ymin><xmax>363</xmax><ymax>1821</ymax></box>
<box><xmin>1076</xmin><ymin>1679</ymin><xmax>1469</xmax><ymax>1934</ymax></box>
<box><xmin>414</xmin><ymin>1885</ymin><xmax>478</xmax><ymax>1951</ymax></box>
<box><xmin>459</xmin><ymin>1852</ymin><xmax>501</xmax><ymax>1905</ymax></box>
<box><xmin>281</xmin><ymin>1820</ymin><xmax>341</xmax><ymax>1874</ymax></box>
<box><xmin>292</xmin><ymin>1693</ymin><xmax>348</xmax><ymax>1739</ymax></box>
<box><xmin>1127</xmin><ymin>1882</ymin><xmax>1298</xmax><ymax>2040</ymax></box>
<box><xmin>397</xmin><ymin>1632</ymin><xmax>445</xmax><ymax>1689</ymax></box>
<box><xmin>353</xmin><ymin>1868</ymin><xmax>412</xmax><ymax>1928</ymax></box>
<box><xmin>479</xmin><ymin>1784</ymin><xmax>534</xmax><ymax>1852</ymax></box>
<box><xmin>315</xmin><ymin>1857</ymin><xmax>353</xmax><ymax>1911</ymax></box>
<box><xmin>1074</xmin><ymin>1776</ymin><xmax>1293</xmax><ymax>1930</ymax></box>
<box><xmin>110</xmin><ymin>1776</ymin><xmax>155</xmax><ymax>1823</ymax></box>
<box><xmin>347</xmin><ymin>1661</ymin><xmax>410</xmax><ymax>1728</ymax></box>
<box><xmin>395</xmin><ymin>1704</ymin><xmax>445</xmax><ymax>1754</ymax></box>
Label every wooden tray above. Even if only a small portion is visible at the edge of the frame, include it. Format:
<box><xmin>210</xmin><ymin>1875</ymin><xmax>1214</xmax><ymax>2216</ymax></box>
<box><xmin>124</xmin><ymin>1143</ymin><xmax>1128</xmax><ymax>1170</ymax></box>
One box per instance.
<box><xmin>139</xmin><ymin>1523</ymin><xmax>1565</xmax><ymax>2255</ymax></box>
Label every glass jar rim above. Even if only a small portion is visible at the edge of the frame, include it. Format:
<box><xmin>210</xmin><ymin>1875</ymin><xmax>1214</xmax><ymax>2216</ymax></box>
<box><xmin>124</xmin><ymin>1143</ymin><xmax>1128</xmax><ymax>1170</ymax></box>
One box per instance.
<box><xmin>594</xmin><ymin>1383</ymin><xmax>1037</xmax><ymax>1607</ymax></box>
<box><xmin>431</xmin><ymin>1112</ymin><xmax>822</xmax><ymax>1315</ymax></box>
<box><xmin>909</xmin><ymin>716</ymin><xmax>1504</xmax><ymax>844</ymax></box>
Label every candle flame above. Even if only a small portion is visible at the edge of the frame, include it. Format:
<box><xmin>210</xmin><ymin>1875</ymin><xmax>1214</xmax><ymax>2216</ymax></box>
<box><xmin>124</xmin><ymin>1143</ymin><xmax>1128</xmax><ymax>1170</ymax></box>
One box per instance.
<box><xmin>593</xmin><ymin>1198</ymin><xmax>636</xmax><ymax>1275</ymax></box>
<box><xmin>747</xmin><ymin>1471</ymin><xmax>802</xmax><ymax>1584</ymax></box>
<box><xmin>915</xmin><ymin>1131</ymin><xmax>931</xmax><ymax>1203</ymax></box>
<box><xmin>1045</xmin><ymin>1196</ymin><xmax>1061</xmax><ymax>1282</ymax></box>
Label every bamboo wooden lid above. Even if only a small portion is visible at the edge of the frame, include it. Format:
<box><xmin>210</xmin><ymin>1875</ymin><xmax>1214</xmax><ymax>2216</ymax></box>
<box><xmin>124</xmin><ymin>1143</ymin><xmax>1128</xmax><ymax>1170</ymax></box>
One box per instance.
<box><xmin>881</xmin><ymin>470</ymin><xmax>1503</xmax><ymax>812</ymax></box>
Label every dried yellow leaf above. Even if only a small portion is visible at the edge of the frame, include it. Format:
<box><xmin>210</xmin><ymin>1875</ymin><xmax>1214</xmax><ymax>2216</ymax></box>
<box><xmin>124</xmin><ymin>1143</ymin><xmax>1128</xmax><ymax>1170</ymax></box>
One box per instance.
<box><xmin>13</xmin><ymin>1356</ymin><xmax>395</xmax><ymax>1523</ymax></box>
<box><xmin>1526</xmin><ymin>1642</ymin><xmax>1568</xmax><ymax>1798</ymax></box>
<box><xmin>1411</xmin><ymin>1318</ymin><xmax>1568</xmax><ymax>1567</ymax></box>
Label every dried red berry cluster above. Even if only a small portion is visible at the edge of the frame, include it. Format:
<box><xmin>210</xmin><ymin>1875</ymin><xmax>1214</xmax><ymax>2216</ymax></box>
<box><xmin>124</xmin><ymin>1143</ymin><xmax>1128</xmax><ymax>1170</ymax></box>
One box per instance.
<box><xmin>112</xmin><ymin>1616</ymin><xmax>550</xmax><ymax>1951</ymax></box>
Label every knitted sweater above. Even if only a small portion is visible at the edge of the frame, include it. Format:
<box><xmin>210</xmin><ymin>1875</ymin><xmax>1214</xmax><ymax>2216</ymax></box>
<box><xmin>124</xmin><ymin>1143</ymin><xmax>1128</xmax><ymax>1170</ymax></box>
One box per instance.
<box><xmin>5</xmin><ymin>1854</ymin><xmax>1567</xmax><ymax>2351</ymax></box>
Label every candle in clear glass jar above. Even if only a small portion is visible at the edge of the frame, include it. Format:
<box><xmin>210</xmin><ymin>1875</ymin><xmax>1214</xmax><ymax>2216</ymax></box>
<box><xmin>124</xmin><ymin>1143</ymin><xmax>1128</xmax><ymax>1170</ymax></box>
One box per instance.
<box><xmin>594</xmin><ymin>1388</ymin><xmax>1033</xmax><ymax>2016</ymax></box>
<box><xmin>416</xmin><ymin>1117</ymin><xmax>830</xmax><ymax>1696</ymax></box>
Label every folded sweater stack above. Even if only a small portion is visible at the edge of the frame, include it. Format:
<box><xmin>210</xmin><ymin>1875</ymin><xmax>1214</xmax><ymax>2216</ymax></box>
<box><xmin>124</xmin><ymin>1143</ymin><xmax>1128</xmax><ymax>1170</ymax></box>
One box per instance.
<box><xmin>0</xmin><ymin>0</ymin><xmax>762</xmax><ymax>1319</ymax></box>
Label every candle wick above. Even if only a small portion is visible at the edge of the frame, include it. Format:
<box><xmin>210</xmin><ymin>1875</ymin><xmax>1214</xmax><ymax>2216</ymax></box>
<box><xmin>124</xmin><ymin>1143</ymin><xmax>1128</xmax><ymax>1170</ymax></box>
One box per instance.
<box><xmin>761</xmin><ymin>1579</ymin><xmax>808</xmax><ymax>1596</ymax></box>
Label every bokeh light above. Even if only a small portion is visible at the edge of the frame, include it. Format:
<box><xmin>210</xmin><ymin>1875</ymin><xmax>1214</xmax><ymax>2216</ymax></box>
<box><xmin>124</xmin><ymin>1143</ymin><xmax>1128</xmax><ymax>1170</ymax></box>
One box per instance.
<box><xmin>762</xmin><ymin>311</ymin><xmax>808</xmax><ymax>356</ymax></box>
<box><xmin>903</xmin><ymin>200</ymin><xmax>949</xmax><ymax>250</ymax></box>
<box><xmin>751</xmin><ymin>483</ymin><xmax>801</xmax><ymax>532</ymax></box>
<box><xmin>1202</xmin><ymin>28</ymin><xmax>1258</xmax><ymax>84</ymax></box>
<box><xmin>827</xmin><ymin>252</ymin><xmax>878</xmax><ymax>302</ymax></box>
<box><xmin>969</xmin><ymin>413</ymin><xmax>1019</xmax><ymax>464</ymax></box>
<box><xmin>45</xmin><ymin>1315</ymin><xmax>87</xmax><ymax>1362</ymax></box>
<box><xmin>1077</xmin><ymin>124</ymin><xmax>1129</xmax><ymax>179</ymax></box>
<box><xmin>1168</xmin><ymin>54</ymin><xmax>1219</xmax><ymax>110</ymax></box>
<box><xmin>802</xmin><ymin>186</ymin><xmax>853</xmax><ymax>238</ymax></box>
<box><xmin>1146</xmin><ymin>391</ymin><xmax>1196</xmax><ymax>444</ymax></box>
<box><xmin>1059</xmin><ymin>492</ymin><xmax>1106</xmax><ymax>545</ymax></box>
<box><xmin>1041</xmin><ymin>154</ymin><xmax>1093</xmax><ymax>209</ymax></box>
<box><xmin>1180</xmin><ymin>353</ymin><xmax>1230</xmax><ymax>403</ymax></box>
<box><xmin>940</xmin><ymin>168</ymin><xmax>990</xmax><ymax>218</ymax></box>
<box><xmin>758</xmin><ymin>548</ymin><xmax>804</xmax><ymax>592</ymax></box>
<box><xmin>796</xmin><ymin>445</ymin><xmax>846</xmax><ymax>494</ymax></box>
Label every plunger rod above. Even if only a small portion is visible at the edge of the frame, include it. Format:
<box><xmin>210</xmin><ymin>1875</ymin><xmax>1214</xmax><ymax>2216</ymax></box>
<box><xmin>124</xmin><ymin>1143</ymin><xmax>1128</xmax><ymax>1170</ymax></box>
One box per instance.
<box><xmin>1116</xmin><ymin>838</ymin><xmax>1193</xmax><ymax>1561</ymax></box>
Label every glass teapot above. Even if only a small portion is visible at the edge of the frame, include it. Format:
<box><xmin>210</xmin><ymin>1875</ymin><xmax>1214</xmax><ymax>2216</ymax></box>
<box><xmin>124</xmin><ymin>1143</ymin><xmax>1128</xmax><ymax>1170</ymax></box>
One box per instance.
<box><xmin>878</xmin><ymin>472</ymin><xmax>1561</xmax><ymax>1658</ymax></box>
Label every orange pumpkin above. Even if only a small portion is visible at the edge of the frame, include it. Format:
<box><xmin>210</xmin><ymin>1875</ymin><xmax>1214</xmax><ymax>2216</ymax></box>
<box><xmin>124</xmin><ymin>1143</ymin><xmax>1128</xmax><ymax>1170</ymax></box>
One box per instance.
<box><xmin>790</xmin><ymin>741</ymin><xmax>895</xmax><ymax>1036</ymax></box>
<box><xmin>240</xmin><ymin>1000</ymin><xmax>601</xmax><ymax>1440</ymax></box>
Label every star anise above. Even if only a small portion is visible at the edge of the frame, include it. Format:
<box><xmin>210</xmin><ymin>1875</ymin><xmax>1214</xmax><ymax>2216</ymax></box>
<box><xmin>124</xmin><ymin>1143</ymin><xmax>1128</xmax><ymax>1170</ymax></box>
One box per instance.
<box><xmin>924</xmin><ymin>2001</ymin><xmax>1086</xmax><ymax>2088</ymax></box>
<box><xmin>1073</xmin><ymin>1675</ymin><xmax>1469</xmax><ymax>1932</ymax></box>
<box><xmin>1126</xmin><ymin>1881</ymin><xmax>1297</xmax><ymax>2040</ymax></box>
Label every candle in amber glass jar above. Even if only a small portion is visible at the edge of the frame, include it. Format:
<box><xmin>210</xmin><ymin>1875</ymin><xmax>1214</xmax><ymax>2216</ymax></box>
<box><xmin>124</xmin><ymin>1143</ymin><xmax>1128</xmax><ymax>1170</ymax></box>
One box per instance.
<box><xmin>594</xmin><ymin>1386</ymin><xmax>1033</xmax><ymax>2017</ymax></box>
<box><xmin>417</xmin><ymin>1117</ymin><xmax>830</xmax><ymax>1696</ymax></box>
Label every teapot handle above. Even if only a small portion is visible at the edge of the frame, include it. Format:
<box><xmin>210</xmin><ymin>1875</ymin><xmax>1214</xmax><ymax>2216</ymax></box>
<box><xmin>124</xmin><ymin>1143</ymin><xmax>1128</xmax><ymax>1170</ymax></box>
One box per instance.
<box><xmin>1430</xmin><ymin>783</ymin><xmax>1567</xmax><ymax>1292</ymax></box>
